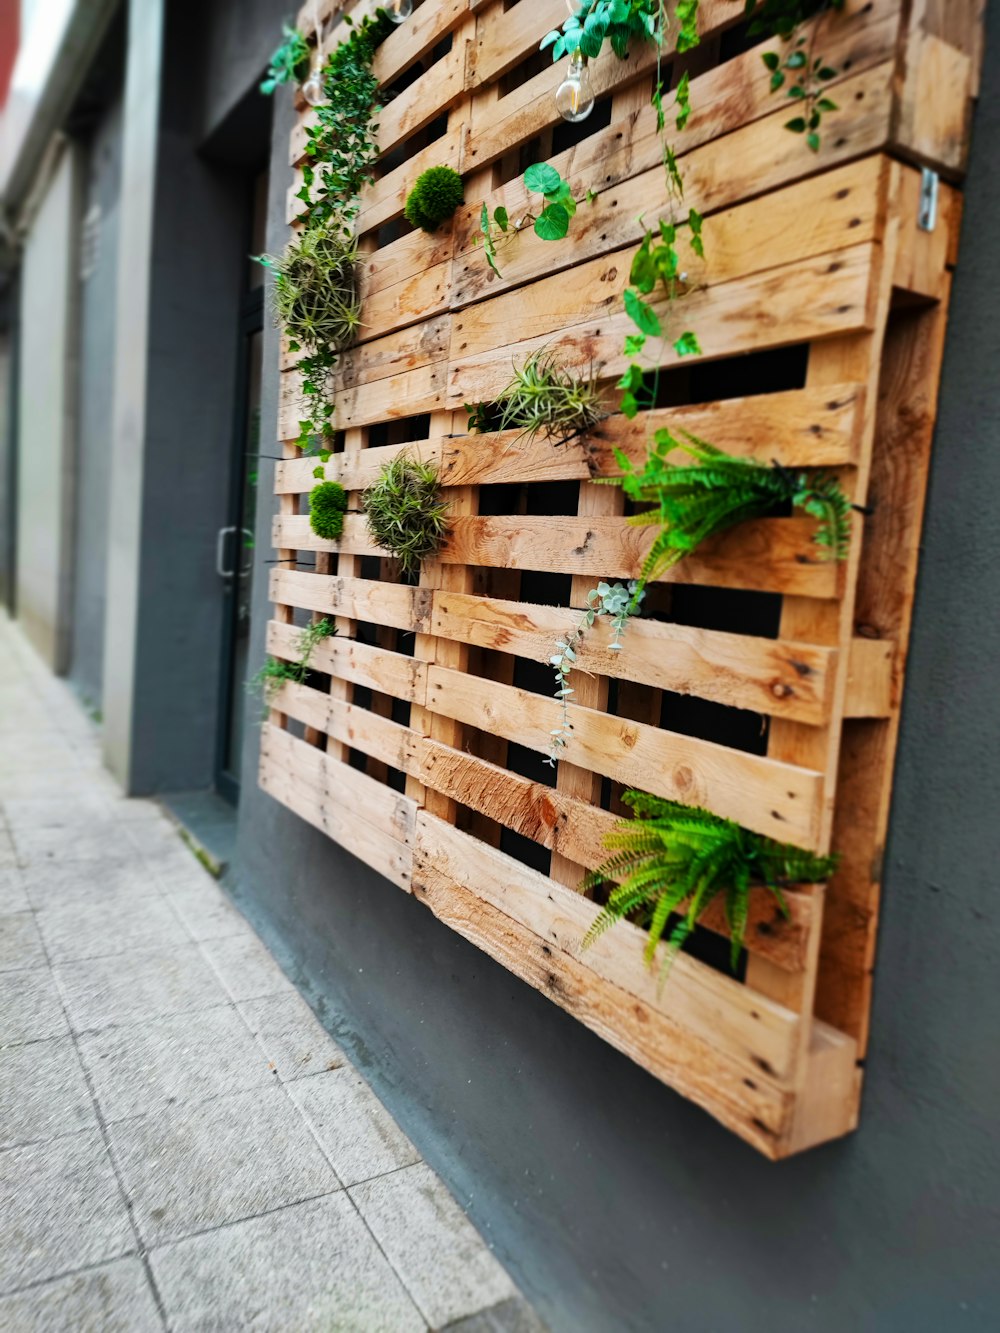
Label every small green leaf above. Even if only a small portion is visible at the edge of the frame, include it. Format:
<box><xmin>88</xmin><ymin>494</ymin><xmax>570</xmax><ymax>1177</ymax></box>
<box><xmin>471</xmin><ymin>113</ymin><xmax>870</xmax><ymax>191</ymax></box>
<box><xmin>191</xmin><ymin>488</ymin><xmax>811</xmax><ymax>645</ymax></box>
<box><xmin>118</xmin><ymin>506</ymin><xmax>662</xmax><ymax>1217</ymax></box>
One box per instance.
<box><xmin>623</xmin><ymin>333</ymin><xmax>646</xmax><ymax>356</ymax></box>
<box><xmin>806</xmin><ymin>132</ymin><xmax>821</xmax><ymax>152</ymax></box>
<box><xmin>673</xmin><ymin>331</ymin><xmax>702</xmax><ymax>358</ymax></box>
<box><xmin>624</xmin><ymin>288</ymin><xmax>662</xmax><ymax>337</ymax></box>
<box><xmin>493</xmin><ymin>205</ymin><xmax>509</xmax><ymax>230</ymax></box>
<box><xmin>762</xmin><ymin>51</ymin><xmax>780</xmax><ymax>71</ymax></box>
<box><xmin>785</xmin><ymin>117</ymin><xmax>807</xmax><ymax>133</ymax></box>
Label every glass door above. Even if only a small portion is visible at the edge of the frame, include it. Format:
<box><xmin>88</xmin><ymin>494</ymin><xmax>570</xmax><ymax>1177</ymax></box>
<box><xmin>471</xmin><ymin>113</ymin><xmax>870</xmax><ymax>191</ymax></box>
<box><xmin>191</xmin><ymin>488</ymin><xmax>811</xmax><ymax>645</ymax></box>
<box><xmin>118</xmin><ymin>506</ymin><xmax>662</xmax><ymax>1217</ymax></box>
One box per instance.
<box><xmin>215</xmin><ymin>171</ymin><xmax>267</xmax><ymax>802</ymax></box>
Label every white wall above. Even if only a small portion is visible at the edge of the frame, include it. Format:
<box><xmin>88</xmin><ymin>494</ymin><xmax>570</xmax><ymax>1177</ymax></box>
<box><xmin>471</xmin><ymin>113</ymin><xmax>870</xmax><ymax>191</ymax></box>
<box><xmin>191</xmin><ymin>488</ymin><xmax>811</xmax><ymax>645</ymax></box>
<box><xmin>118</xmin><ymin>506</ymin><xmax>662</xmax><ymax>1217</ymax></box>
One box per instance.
<box><xmin>15</xmin><ymin>140</ymin><xmax>81</xmax><ymax>669</ymax></box>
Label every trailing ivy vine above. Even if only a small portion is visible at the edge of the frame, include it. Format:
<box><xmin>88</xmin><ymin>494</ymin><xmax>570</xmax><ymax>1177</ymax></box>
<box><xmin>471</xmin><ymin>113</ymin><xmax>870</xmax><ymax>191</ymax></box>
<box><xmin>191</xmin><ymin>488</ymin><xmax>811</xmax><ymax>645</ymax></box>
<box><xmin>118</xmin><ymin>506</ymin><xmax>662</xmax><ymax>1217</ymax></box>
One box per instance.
<box><xmin>546</xmin><ymin>581</ymin><xmax>645</xmax><ymax>766</ymax></box>
<box><xmin>251</xmin><ymin>617</ymin><xmax>338</xmax><ymax>706</ymax></box>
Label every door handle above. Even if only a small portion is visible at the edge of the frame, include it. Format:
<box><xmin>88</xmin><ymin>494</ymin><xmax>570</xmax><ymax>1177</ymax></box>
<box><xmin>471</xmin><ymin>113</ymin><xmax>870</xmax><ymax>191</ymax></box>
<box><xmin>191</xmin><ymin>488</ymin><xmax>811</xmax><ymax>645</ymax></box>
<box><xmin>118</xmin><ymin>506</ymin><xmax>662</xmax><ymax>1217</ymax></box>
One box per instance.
<box><xmin>216</xmin><ymin>525</ymin><xmax>237</xmax><ymax>578</ymax></box>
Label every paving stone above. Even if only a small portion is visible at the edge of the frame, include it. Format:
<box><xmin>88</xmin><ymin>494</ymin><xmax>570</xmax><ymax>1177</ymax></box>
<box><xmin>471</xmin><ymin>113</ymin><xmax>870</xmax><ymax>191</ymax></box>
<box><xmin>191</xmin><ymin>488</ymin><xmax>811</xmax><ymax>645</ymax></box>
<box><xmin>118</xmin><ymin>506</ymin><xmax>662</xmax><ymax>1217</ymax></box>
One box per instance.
<box><xmin>79</xmin><ymin>1004</ymin><xmax>275</xmax><ymax>1122</ymax></box>
<box><xmin>0</xmin><ymin>1256</ymin><xmax>162</xmax><ymax>1332</ymax></box>
<box><xmin>239</xmin><ymin>991</ymin><xmax>348</xmax><ymax>1083</ymax></box>
<box><xmin>200</xmin><ymin>933</ymin><xmax>296</xmax><ymax>1002</ymax></box>
<box><xmin>0</xmin><ymin>869</ymin><xmax>29</xmax><ymax>914</ymax></box>
<box><xmin>0</xmin><ymin>794</ymin><xmax>116</xmax><ymax>830</ymax></box>
<box><xmin>36</xmin><ymin>890</ymin><xmax>189</xmax><ymax>964</ymax></box>
<box><xmin>351</xmin><ymin>1163</ymin><xmax>517</xmax><ymax>1329</ymax></box>
<box><xmin>108</xmin><ymin>1084</ymin><xmax>340</xmax><ymax>1246</ymax></box>
<box><xmin>20</xmin><ymin>859</ymin><xmax>163</xmax><ymax>910</ymax></box>
<box><xmin>167</xmin><ymin>886</ymin><xmax>252</xmax><ymax>942</ymax></box>
<box><xmin>55</xmin><ymin>943</ymin><xmax>229</xmax><ymax>1033</ymax></box>
<box><xmin>0</xmin><ymin>968</ymin><xmax>69</xmax><ymax>1045</ymax></box>
<box><xmin>11</xmin><ymin>821</ymin><xmax>143</xmax><ymax>867</ymax></box>
<box><xmin>0</xmin><ymin>911</ymin><xmax>46</xmax><ymax>972</ymax></box>
<box><xmin>0</xmin><ymin>1130</ymin><xmax>134</xmax><ymax>1292</ymax></box>
<box><xmin>150</xmin><ymin>1191</ymin><xmax>425</xmax><ymax>1333</ymax></box>
<box><xmin>0</xmin><ymin>1035</ymin><xmax>97</xmax><ymax>1149</ymax></box>
<box><xmin>442</xmin><ymin>1297</ymin><xmax>549</xmax><ymax>1333</ymax></box>
<box><xmin>289</xmin><ymin>1068</ymin><xmax>421</xmax><ymax>1187</ymax></box>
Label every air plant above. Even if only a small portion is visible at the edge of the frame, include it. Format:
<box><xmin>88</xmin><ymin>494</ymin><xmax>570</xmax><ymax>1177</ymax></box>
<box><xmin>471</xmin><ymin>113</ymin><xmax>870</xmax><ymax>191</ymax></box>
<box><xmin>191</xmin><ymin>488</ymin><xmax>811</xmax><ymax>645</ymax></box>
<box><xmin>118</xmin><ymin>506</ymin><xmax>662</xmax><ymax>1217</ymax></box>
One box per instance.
<box><xmin>477</xmin><ymin>350</ymin><xmax>607</xmax><ymax>445</ymax></box>
<box><xmin>362</xmin><ymin>454</ymin><xmax>450</xmax><ymax>577</ymax></box>
<box><xmin>256</xmin><ymin>225</ymin><xmax>361</xmax><ymax>353</ymax></box>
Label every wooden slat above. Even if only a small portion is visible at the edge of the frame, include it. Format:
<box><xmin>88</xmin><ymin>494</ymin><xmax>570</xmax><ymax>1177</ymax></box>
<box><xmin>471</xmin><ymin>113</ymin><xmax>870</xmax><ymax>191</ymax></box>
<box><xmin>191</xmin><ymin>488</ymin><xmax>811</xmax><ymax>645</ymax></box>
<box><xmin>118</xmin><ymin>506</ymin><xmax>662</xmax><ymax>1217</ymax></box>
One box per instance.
<box><xmin>415</xmin><ymin>813</ymin><xmax>803</xmax><ymax>1076</ymax></box>
<box><xmin>267</xmin><ymin>619</ymin><xmax>426</xmax><ymax>702</ymax></box>
<box><xmin>448</xmin><ymin>242</ymin><xmax>882</xmax><ymax>406</ymax></box>
<box><xmin>259</xmin><ymin>724</ymin><xmax>414</xmax><ymax>888</ymax></box>
<box><xmin>412</xmin><ymin>812</ymin><xmax>795</xmax><ymax>1156</ymax></box>
<box><xmin>424</xmin><ymin>664</ymin><xmax>826</xmax><ymax>849</ymax></box>
<box><xmin>274</xmin><ymin>511</ymin><xmax>844</xmax><ymax>599</ymax></box>
<box><xmin>271</xmin><ymin>673</ymin><xmax>816</xmax><ymax>971</ymax></box>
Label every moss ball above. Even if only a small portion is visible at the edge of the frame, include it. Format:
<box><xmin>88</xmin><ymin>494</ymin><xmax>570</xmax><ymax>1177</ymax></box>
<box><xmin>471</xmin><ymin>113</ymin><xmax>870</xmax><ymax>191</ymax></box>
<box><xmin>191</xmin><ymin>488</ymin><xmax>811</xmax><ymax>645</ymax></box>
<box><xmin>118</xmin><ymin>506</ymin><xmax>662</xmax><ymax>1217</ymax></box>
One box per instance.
<box><xmin>309</xmin><ymin>480</ymin><xmax>348</xmax><ymax>540</ymax></box>
<box><xmin>404</xmin><ymin>166</ymin><xmax>465</xmax><ymax>234</ymax></box>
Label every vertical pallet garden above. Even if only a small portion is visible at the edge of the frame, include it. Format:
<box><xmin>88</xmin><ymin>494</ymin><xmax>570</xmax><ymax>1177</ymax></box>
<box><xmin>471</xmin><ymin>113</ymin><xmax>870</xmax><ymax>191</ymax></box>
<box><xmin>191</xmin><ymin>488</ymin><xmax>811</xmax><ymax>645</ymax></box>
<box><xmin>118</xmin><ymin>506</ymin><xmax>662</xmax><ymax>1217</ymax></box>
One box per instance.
<box><xmin>260</xmin><ymin>0</ymin><xmax>984</xmax><ymax>1156</ymax></box>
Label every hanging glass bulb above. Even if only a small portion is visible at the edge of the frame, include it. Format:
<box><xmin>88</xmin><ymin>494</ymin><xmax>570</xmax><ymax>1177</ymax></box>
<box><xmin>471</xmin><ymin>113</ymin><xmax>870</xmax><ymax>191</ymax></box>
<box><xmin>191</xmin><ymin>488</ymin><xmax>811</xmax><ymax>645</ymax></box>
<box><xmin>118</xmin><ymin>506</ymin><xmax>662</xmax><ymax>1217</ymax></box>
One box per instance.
<box><xmin>388</xmin><ymin>0</ymin><xmax>413</xmax><ymax>23</ymax></box>
<box><xmin>555</xmin><ymin>50</ymin><xmax>595</xmax><ymax>123</ymax></box>
<box><xmin>301</xmin><ymin>67</ymin><xmax>324</xmax><ymax>106</ymax></box>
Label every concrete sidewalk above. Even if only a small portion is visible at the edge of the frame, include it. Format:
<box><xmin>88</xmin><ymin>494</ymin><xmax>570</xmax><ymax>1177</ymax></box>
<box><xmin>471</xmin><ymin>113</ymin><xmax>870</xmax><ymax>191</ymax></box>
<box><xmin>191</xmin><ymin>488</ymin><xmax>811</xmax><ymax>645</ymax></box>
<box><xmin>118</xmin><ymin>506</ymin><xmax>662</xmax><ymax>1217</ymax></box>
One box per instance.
<box><xmin>0</xmin><ymin>616</ymin><xmax>541</xmax><ymax>1332</ymax></box>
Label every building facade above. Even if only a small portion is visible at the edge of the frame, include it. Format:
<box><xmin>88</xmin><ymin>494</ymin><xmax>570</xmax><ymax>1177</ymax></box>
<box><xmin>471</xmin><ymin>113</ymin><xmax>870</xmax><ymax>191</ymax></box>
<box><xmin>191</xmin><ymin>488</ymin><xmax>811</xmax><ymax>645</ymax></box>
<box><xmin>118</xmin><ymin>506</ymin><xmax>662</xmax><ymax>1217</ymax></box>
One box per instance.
<box><xmin>1</xmin><ymin>1</ymin><xmax>998</xmax><ymax>1328</ymax></box>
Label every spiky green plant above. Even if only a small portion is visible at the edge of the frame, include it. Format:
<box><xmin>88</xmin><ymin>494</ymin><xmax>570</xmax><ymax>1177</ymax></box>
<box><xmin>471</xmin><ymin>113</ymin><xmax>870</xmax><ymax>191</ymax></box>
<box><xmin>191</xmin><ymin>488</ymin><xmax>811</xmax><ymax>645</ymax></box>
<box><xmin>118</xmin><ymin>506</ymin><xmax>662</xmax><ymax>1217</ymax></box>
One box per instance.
<box><xmin>362</xmin><ymin>454</ymin><xmax>450</xmax><ymax>577</ymax></box>
<box><xmin>257</xmin><ymin>226</ymin><xmax>361</xmax><ymax>352</ymax></box>
<box><xmin>404</xmin><ymin>166</ymin><xmax>465</xmax><ymax>233</ymax></box>
<box><xmin>250</xmin><ymin>617</ymin><xmax>337</xmax><ymax>704</ymax></box>
<box><xmin>489</xmin><ymin>350</ymin><xmax>607</xmax><ymax>445</ymax></box>
<box><xmin>607</xmin><ymin>429</ymin><xmax>852</xmax><ymax>585</ymax></box>
<box><xmin>583</xmin><ymin>791</ymin><xmax>838</xmax><ymax>972</ymax></box>
<box><xmin>309</xmin><ymin>480</ymin><xmax>348</xmax><ymax>540</ymax></box>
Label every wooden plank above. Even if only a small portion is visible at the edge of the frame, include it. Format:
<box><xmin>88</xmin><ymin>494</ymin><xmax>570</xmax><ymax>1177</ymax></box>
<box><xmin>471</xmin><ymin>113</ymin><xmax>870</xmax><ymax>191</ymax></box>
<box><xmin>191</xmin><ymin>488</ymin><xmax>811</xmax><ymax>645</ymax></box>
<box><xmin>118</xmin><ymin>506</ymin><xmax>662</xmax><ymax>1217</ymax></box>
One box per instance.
<box><xmin>448</xmin><ymin>243</ymin><xmax>882</xmax><ymax>406</ymax></box>
<box><xmin>269</xmin><ymin>672</ymin><xmax>816</xmax><ymax>971</ymax></box>
<box><xmin>453</xmin><ymin>136</ymin><xmax>893</xmax><ymax>310</ymax></box>
<box><xmin>374</xmin><ymin>40</ymin><xmax>468</xmax><ymax>157</ymax></box>
<box><xmin>424</xmin><ymin>663</ymin><xmax>826</xmax><ymax>849</ymax></box>
<box><xmin>268</xmin><ymin>567</ymin><xmax>425</xmax><ymax>632</ymax></box>
<box><xmin>274</xmin><ymin>510</ymin><xmax>843</xmax><ymax>599</ymax></box>
<box><xmin>892</xmin><ymin>24</ymin><xmax>974</xmax><ymax>176</ymax></box>
<box><xmin>430</xmin><ymin>591</ymin><xmax>838</xmax><ymax>726</ymax></box>
<box><xmin>267</xmin><ymin>619</ymin><xmax>427</xmax><ymax>703</ymax></box>
<box><xmin>844</xmin><ymin>637</ymin><xmax>894</xmax><ymax>718</ymax></box>
<box><xmin>412</xmin><ymin>816</ymin><xmax>794</xmax><ymax>1155</ymax></box>
<box><xmin>465</xmin><ymin>0</ymin><xmax>897</xmax><ymax>175</ymax></box>
<box><xmin>277</xmin><ymin>384</ymin><xmax>866</xmax><ymax>478</ymax></box>
<box><xmin>415</xmin><ymin>813</ymin><xmax>803</xmax><ymax>1077</ymax></box>
<box><xmin>259</xmin><ymin>724</ymin><xmax>414</xmax><ymax>888</ymax></box>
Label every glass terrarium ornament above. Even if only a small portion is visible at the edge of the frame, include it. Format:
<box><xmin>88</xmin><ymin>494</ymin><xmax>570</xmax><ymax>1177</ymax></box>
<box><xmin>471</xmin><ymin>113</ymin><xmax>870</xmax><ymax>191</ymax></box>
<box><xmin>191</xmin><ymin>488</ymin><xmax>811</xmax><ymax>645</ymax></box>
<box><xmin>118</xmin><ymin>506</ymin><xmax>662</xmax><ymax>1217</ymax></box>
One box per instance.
<box><xmin>301</xmin><ymin>2</ymin><xmax>325</xmax><ymax>106</ymax></box>
<box><xmin>388</xmin><ymin>0</ymin><xmax>413</xmax><ymax>23</ymax></box>
<box><xmin>555</xmin><ymin>50</ymin><xmax>595</xmax><ymax>122</ymax></box>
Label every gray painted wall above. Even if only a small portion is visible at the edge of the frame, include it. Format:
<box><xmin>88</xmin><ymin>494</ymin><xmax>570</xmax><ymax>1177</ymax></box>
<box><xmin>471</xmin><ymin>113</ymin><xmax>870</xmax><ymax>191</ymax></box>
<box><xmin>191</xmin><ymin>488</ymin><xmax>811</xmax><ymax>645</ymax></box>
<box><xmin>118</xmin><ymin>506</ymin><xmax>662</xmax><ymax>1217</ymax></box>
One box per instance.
<box><xmin>230</xmin><ymin>16</ymin><xmax>1000</xmax><ymax>1332</ymax></box>
<box><xmin>15</xmin><ymin>141</ymin><xmax>82</xmax><ymax>670</ymax></box>
<box><xmin>69</xmin><ymin>94</ymin><xmax>122</xmax><ymax>710</ymax></box>
<box><xmin>102</xmin><ymin>0</ymin><xmax>274</xmax><ymax>794</ymax></box>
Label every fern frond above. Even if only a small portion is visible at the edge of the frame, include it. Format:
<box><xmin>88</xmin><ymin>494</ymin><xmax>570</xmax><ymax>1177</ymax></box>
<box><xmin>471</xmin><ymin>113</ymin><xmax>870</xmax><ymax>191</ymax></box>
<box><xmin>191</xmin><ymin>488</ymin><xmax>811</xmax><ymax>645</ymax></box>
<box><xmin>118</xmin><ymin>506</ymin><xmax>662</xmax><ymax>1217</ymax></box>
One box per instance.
<box><xmin>580</xmin><ymin>790</ymin><xmax>838</xmax><ymax>977</ymax></box>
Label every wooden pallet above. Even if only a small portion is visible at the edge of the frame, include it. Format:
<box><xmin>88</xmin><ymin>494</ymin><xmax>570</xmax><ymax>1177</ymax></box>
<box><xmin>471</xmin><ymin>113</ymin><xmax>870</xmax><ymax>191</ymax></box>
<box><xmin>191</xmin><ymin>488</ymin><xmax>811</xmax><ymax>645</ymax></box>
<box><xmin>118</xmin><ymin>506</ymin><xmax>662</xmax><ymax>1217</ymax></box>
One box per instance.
<box><xmin>262</xmin><ymin>0</ymin><xmax>983</xmax><ymax>1156</ymax></box>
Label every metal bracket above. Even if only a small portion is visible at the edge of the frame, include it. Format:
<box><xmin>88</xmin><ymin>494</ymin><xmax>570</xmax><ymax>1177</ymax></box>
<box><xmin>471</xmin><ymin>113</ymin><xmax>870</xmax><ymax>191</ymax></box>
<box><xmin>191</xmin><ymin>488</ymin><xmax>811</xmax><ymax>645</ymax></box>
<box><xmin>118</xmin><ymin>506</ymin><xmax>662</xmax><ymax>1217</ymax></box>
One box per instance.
<box><xmin>918</xmin><ymin>167</ymin><xmax>939</xmax><ymax>233</ymax></box>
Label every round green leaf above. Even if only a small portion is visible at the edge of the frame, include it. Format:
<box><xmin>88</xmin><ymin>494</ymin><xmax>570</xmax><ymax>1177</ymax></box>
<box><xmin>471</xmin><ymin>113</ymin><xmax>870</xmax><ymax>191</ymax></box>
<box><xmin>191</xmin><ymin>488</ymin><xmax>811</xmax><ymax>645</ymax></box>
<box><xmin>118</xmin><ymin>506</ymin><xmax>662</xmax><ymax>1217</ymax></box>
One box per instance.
<box><xmin>534</xmin><ymin>202</ymin><xmax>570</xmax><ymax>241</ymax></box>
<box><xmin>524</xmin><ymin>163</ymin><xmax>562</xmax><ymax>195</ymax></box>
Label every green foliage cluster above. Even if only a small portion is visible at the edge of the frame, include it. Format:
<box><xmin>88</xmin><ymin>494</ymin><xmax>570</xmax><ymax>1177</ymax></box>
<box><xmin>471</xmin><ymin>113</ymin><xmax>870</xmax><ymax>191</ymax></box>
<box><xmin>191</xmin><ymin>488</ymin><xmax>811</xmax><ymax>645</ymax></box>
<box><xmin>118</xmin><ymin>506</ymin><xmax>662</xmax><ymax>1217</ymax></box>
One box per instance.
<box><xmin>485</xmin><ymin>350</ymin><xmax>607</xmax><ymax>444</ymax></box>
<box><xmin>477</xmin><ymin>164</ymin><xmax>593</xmax><ymax>277</ymax></box>
<box><xmin>583</xmin><ymin>790</ymin><xmax>838</xmax><ymax>970</ymax></box>
<box><xmin>547</xmin><ymin>581</ymin><xmax>645</xmax><ymax>766</ymax></box>
<box><xmin>260</xmin><ymin>26</ymin><xmax>310</xmax><ymax>95</ymax></box>
<box><xmin>608</xmin><ymin>429</ymin><xmax>852</xmax><ymax>584</ymax></box>
<box><xmin>362</xmin><ymin>454</ymin><xmax>449</xmax><ymax>577</ymax></box>
<box><xmin>541</xmin><ymin>0</ymin><xmax>699</xmax><ymax>64</ymax></box>
<box><xmin>250</xmin><ymin>617</ymin><xmax>338</xmax><ymax>705</ymax></box>
<box><xmin>748</xmin><ymin>0</ymin><xmax>846</xmax><ymax>150</ymax></box>
<box><xmin>296</xmin><ymin>9</ymin><xmax>395</xmax><ymax>229</ymax></box>
<box><xmin>309</xmin><ymin>480</ymin><xmax>349</xmax><ymax>540</ymax></box>
<box><xmin>404</xmin><ymin>167</ymin><xmax>465</xmax><ymax>233</ymax></box>
<box><xmin>272</xmin><ymin>8</ymin><xmax>393</xmax><ymax>449</ymax></box>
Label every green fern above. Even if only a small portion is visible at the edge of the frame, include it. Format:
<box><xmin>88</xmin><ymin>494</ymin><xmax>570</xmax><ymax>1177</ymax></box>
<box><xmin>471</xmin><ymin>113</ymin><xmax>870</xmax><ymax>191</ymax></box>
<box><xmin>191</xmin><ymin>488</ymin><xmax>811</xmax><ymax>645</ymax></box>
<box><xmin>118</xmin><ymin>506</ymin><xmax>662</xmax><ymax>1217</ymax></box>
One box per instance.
<box><xmin>582</xmin><ymin>790</ymin><xmax>837</xmax><ymax>972</ymax></box>
<box><xmin>607</xmin><ymin>429</ymin><xmax>852</xmax><ymax>584</ymax></box>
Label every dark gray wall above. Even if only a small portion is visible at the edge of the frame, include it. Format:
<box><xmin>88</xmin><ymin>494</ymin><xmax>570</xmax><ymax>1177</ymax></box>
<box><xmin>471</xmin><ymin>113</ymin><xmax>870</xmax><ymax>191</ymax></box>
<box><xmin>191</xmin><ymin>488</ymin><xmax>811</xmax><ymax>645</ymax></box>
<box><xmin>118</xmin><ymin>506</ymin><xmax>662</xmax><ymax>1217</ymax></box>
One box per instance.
<box><xmin>231</xmin><ymin>22</ymin><xmax>1000</xmax><ymax>1333</ymax></box>
<box><xmin>69</xmin><ymin>93</ymin><xmax>122</xmax><ymax>710</ymax></box>
<box><xmin>102</xmin><ymin>0</ymin><xmax>275</xmax><ymax>793</ymax></box>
